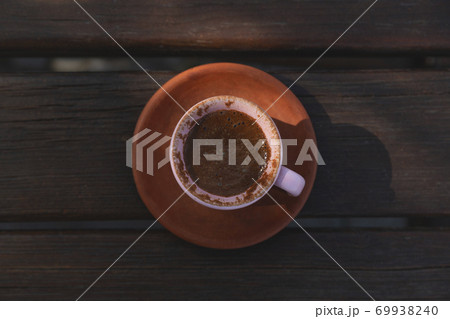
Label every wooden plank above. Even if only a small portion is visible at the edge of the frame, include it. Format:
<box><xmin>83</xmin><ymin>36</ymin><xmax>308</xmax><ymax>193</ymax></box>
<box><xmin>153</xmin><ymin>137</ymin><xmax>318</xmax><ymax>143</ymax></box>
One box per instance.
<box><xmin>0</xmin><ymin>70</ymin><xmax>449</xmax><ymax>221</ymax></box>
<box><xmin>0</xmin><ymin>229</ymin><xmax>449</xmax><ymax>300</ymax></box>
<box><xmin>0</xmin><ymin>0</ymin><xmax>449</xmax><ymax>56</ymax></box>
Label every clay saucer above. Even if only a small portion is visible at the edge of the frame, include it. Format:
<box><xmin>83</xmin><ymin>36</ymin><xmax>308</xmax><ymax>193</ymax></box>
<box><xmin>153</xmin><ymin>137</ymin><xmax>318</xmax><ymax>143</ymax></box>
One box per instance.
<box><xmin>133</xmin><ymin>63</ymin><xmax>317</xmax><ymax>249</ymax></box>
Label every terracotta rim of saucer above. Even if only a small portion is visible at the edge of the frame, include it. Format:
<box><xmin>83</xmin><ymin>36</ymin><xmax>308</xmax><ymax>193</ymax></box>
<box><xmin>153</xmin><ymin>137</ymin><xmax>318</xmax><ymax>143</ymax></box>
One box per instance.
<box><xmin>133</xmin><ymin>62</ymin><xmax>317</xmax><ymax>249</ymax></box>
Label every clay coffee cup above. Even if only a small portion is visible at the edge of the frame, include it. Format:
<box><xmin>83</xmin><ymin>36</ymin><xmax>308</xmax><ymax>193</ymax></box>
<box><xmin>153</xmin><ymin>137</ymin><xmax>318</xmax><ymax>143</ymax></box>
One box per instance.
<box><xmin>170</xmin><ymin>95</ymin><xmax>305</xmax><ymax>210</ymax></box>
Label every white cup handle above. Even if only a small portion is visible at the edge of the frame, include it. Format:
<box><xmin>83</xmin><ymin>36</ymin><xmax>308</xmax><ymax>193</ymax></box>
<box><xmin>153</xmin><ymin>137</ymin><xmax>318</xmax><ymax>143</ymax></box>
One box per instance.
<box><xmin>274</xmin><ymin>166</ymin><xmax>305</xmax><ymax>197</ymax></box>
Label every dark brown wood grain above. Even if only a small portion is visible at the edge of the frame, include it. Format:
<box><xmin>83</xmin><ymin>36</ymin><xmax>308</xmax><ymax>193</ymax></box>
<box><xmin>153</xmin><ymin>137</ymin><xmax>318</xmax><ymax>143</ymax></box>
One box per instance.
<box><xmin>0</xmin><ymin>70</ymin><xmax>449</xmax><ymax>221</ymax></box>
<box><xmin>0</xmin><ymin>0</ymin><xmax>449</xmax><ymax>56</ymax></box>
<box><xmin>0</xmin><ymin>229</ymin><xmax>448</xmax><ymax>300</ymax></box>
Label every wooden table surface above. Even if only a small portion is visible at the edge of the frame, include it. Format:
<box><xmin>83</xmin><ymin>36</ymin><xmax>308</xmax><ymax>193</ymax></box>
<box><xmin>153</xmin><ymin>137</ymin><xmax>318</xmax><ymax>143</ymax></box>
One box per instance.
<box><xmin>0</xmin><ymin>0</ymin><xmax>449</xmax><ymax>300</ymax></box>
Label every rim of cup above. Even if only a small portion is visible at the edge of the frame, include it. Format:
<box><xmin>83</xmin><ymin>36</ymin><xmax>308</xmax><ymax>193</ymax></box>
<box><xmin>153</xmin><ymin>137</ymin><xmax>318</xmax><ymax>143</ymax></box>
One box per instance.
<box><xmin>170</xmin><ymin>95</ymin><xmax>283</xmax><ymax>210</ymax></box>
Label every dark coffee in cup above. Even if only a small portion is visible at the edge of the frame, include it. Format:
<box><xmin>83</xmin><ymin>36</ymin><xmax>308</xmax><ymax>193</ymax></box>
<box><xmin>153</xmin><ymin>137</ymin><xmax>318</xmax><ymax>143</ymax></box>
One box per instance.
<box><xmin>184</xmin><ymin>110</ymin><xmax>270</xmax><ymax>197</ymax></box>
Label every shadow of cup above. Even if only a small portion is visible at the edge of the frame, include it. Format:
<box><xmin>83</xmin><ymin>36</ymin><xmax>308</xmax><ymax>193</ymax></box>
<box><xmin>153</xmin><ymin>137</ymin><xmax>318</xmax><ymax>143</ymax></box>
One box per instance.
<box><xmin>260</xmin><ymin>79</ymin><xmax>394</xmax><ymax>216</ymax></box>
